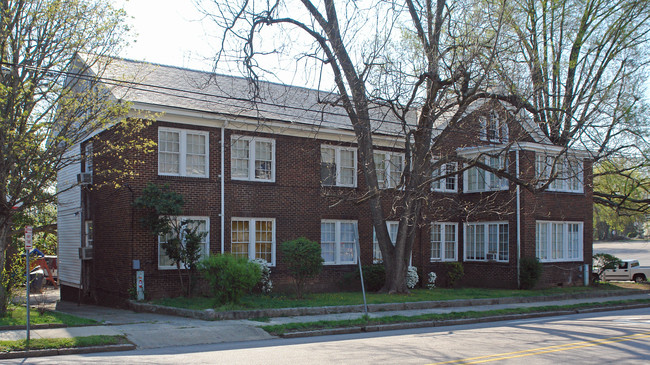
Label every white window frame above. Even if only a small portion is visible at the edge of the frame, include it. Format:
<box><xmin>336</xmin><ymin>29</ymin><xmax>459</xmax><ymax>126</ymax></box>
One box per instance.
<box><xmin>230</xmin><ymin>217</ymin><xmax>276</xmax><ymax>266</ymax></box>
<box><xmin>158</xmin><ymin>127</ymin><xmax>209</xmax><ymax>178</ymax></box>
<box><xmin>536</xmin><ymin>154</ymin><xmax>584</xmax><ymax>193</ymax></box>
<box><xmin>84</xmin><ymin>220</ymin><xmax>94</xmax><ymax>247</ymax></box>
<box><xmin>430</xmin><ymin>222</ymin><xmax>458</xmax><ymax>262</ymax></box>
<box><xmin>464</xmin><ymin>221</ymin><xmax>509</xmax><ymax>262</ymax></box>
<box><xmin>479</xmin><ymin>111</ymin><xmax>509</xmax><ymax>143</ymax></box>
<box><xmin>535</xmin><ymin>221</ymin><xmax>583</xmax><ymax>262</ymax></box>
<box><xmin>84</xmin><ymin>142</ymin><xmax>93</xmax><ymax>173</ymax></box>
<box><xmin>432</xmin><ymin>162</ymin><xmax>458</xmax><ymax>193</ymax></box>
<box><xmin>373</xmin><ymin>151</ymin><xmax>405</xmax><ymax>189</ymax></box>
<box><xmin>463</xmin><ymin>155</ymin><xmax>509</xmax><ymax>193</ymax></box>
<box><xmin>321</xmin><ymin>220</ymin><xmax>358</xmax><ymax>265</ymax></box>
<box><xmin>321</xmin><ymin>145</ymin><xmax>358</xmax><ymax>187</ymax></box>
<box><xmin>158</xmin><ymin>216</ymin><xmax>210</xmax><ymax>270</ymax></box>
<box><xmin>230</xmin><ymin>135</ymin><xmax>276</xmax><ymax>182</ymax></box>
<box><xmin>373</xmin><ymin>221</ymin><xmax>399</xmax><ymax>263</ymax></box>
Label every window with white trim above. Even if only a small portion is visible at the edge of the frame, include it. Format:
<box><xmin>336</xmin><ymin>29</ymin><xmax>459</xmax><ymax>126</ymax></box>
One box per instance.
<box><xmin>536</xmin><ymin>154</ymin><xmax>583</xmax><ymax>193</ymax></box>
<box><xmin>158</xmin><ymin>217</ymin><xmax>209</xmax><ymax>269</ymax></box>
<box><xmin>231</xmin><ymin>218</ymin><xmax>276</xmax><ymax>265</ymax></box>
<box><xmin>321</xmin><ymin>145</ymin><xmax>357</xmax><ymax>187</ymax></box>
<box><xmin>464</xmin><ymin>155</ymin><xmax>508</xmax><ymax>192</ymax></box>
<box><xmin>84</xmin><ymin>143</ymin><xmax>93</xmax><ymax>173</ymax></box>
<box><xmin>464</xmin><ymin>222</ymin><xmax>509</xmax><ymax>262</ymax></box>
<box><xmin>373</xmin><ymin>151</ymin><xmax>404</xmax><ymax>189</ymax></box>
<box><xmin>84</xmin><ymin>220</ymin><xmax>94</xmax><ymax>247</ymax></box>
<box><xmin>432</xmin><ymin>162</ymin><xmax>457</xmax><ymax>192</ymax></box>
<box><xmin>158</xmin><ymin>127</ymin><xmax>209</xmax><ymax>178</ymax></box>
<box><xmin>321</xmin><ymin>220</ymin><xmax>357</xmax><ymax>264</ymax></box>
<box><xmin>431</xmin><ymin>223</ymin><xmax>457</xmax><ymax>261</ymax></box>
<box><xmin>479</xmin><ymin>111</ymin><xmax>508</xmax><ymax>143</ymax></box>
<box><xmin>373</xmin><ymin>221</ymin><xmax>398</xmax><ymax>263</ymax></box>
<box><xmin>231</xmin><ymin>135</ymin><xmax>275</xmax><ymax>182</ymax></box>
<box><xmin>535</xmin><ymin>221</ymin><xmax>583</xmax><ymax>262</ymax></box>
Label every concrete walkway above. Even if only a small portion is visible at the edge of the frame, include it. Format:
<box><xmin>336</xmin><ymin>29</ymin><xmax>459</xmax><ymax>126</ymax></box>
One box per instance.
<box><xmin>2</xmin><ymin>291</ymin><xmax>649</xmax><ymax>349</ymax></box>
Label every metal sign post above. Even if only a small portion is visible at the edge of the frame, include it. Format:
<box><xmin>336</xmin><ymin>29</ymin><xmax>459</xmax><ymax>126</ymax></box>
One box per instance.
<box><xmin>24</xmin><ymin>226</ymin><xmax>32</xmax><ymax>344</ymax></box>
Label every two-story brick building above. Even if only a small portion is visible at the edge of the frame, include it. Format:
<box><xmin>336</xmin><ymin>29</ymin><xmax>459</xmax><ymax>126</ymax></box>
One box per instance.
<box><xmin>57</xmin><ymin>58</ymin><xmax>593</xmax><ymax>306</ymax></box>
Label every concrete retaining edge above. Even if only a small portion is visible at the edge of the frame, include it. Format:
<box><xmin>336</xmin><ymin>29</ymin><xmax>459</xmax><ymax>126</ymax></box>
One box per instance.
<box><xmin>279</xmin><ymin>302</ymin><xmax>650</xmax><ymax>338</ymax></box>
<box><xmin>128</xmin><ymin>289</ymin><xmax>650</xmax><ymax>321</ymax></box>
<box><xmin>0</xmin><ymin>343</ymin><xmax>136</xmax><ymax>360</ymax></box>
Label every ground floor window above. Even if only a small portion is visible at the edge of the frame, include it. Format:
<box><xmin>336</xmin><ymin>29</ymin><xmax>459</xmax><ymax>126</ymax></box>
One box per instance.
<box><xmin>464</xmin><ymin>222</ymin><xmax>509</xmax><ymax>262</ymax></box>
<box><xmin>431</xmin><ymin>223</ymin><xmax>457</xmax><ymax>261</ymax></box>
<box><xmin>536</xmin><ymin>221</ymin><xmax>583</xmax><ymax>262</ymax></box>
<box><xmin>321</xmin><ymin>220</ymin><xmax>357</xmax><ymax>265</ymax></box>
<box><xmin>373</xmin><ymin>221</ymin><xmax>398</xmax><ymax>263</ymax></box>
<box><xmin>231</xmin><ymin>218</ymin><xmax>276</xmax><ymax>265</ymax></box>
<box><xmin>158</xmin><ymin>216</ymin><xmax>209</xmax><ymax>269</ymax></box>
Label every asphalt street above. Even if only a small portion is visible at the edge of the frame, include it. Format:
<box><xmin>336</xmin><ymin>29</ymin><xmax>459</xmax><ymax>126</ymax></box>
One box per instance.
<box><xmin>7</xmin><ymin>307</ymin><xmax>650</xmax><ymax>364</ymax></box>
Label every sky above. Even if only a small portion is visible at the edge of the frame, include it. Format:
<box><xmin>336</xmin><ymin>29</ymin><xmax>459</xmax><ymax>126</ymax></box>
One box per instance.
<box><xmin>116</xmin><ymin>0</ymin><xmax>217</xmax><ymax>72</ymax></box>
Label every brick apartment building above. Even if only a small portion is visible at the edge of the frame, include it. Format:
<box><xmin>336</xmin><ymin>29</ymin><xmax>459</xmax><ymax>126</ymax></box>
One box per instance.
<box><xmin>57</xmin><ymin>58</ymin><xmax>593</xmax><ymax>306</ymax></box>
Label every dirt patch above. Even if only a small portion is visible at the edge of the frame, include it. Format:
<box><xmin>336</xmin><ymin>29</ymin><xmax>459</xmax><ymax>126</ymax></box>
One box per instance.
<box><xmin>608</xmin><ymin>282</ymin><xmax>650</xmax><ymax>290</ymax></box>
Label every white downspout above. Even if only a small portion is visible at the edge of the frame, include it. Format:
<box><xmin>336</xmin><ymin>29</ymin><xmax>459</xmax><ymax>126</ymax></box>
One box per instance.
<box><xmin>220</xmin><ymin>123</ymin><xmax>227</xmax><ymax>254</ymax></box>
<box><xmin>516</xmin><ymin>149</ymin><xmax>521</xmax><ymax>288</ymax></box>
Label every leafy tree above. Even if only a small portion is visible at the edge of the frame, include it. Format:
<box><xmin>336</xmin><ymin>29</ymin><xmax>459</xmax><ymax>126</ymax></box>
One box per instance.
<box><xmin>280</xmin><ymin>238</ymin><xmax>323</xmax><ymax>298</ymax></box>
<box><xmin>133</xmin><ymin>183</ymin><xmax>206</xmax><ymax>296</ymax></box>
<box><xmin>592</xmin><ymin>253</ymin><xmax>622</xmax><ymax>281</ymax></box>
<box><xmin>519</xmin><ymin>257</ymin><xmax>543</xmax><ymax>290</ymax></box>
<box><xmin>0</xmin><ymin>0</ymin><xmax>144</xmax><ymax>315</ymax></box>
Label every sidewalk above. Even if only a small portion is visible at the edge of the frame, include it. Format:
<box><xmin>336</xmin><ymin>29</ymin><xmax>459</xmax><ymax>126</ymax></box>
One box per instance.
<box><xmin>2</xmin><ymin>289</ymin><xmax>649</xmax><ymax>351</ymax></box>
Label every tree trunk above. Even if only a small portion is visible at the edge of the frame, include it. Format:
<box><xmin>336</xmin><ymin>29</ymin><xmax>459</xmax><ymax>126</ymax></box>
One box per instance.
<box><xmin>0</xmin><ymin>218</ymin><xmax>12</xmax><ymax>315</ymax></box>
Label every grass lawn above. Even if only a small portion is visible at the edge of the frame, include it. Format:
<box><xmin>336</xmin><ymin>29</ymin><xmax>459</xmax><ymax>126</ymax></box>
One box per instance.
<box><xmin>0</xmin><ymin>335</ymin><xmax>130</xmax><ymax>352</ymax></box>
<box><xmin>260</xmin><ymin>298</ymin><xmax>650</xmax><ymax>335</ymax></box>
<box><xmin>151</xmin><ymin>283</ymin><xmax>632</xmax><ymax>311</ymax></box>
<box><xmin>0</xmin><ymin>305</ymin><xmax>98</xmax><ymax>327</ymax></box>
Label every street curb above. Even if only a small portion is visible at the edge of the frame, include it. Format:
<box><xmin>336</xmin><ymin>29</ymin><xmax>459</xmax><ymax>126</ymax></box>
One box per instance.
<box><xmin>278</xmin><ymin>302</ymin><xmax>650</xmax><ymax>338</ymax></box>
<box><xmin>128</xmin><ymin>289</ymin><xmax>650</xmax><ymax>321</ymax></box>
<box><xmin>0</xmin><ymin>343</ymin><xmax>136</xmax><ymax>360</ymax></box>
<box><xmin>0</xmin><ymin>323</ymin><xmax>68</xmax><ymax>331</ymax></box>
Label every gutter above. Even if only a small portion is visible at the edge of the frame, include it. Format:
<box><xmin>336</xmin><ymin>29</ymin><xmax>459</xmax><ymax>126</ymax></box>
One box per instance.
<box><xmin>221</xmin><ymin>123</ymin><xmax>227</xmax><ymax>254</ymax></box>
<box><xmin>516</xmin><ymin>149</ymin><xmax>521</xmax><ymax>288</ymax></box>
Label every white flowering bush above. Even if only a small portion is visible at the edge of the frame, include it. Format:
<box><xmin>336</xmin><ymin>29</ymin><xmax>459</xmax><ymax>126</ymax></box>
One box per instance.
<box><xmin>406</xmin><ymin>266</ymin><xmax>419</xmax><ymax>289</ymax></box>
<box><xmin>252</xmin><ymin>258</ymin><xmax>273</xmax><ymax>294</ymax></box>
<box><xmin>427</xmin><ymin>272</ymin><xmax>437</xmax><ymax>289</ymax></box>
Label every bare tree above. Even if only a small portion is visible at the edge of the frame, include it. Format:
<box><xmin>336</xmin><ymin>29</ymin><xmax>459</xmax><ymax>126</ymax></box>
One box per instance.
<box><xmin>199</xmin><ymin>0</ymin><xmax>515</xmax><ymax>293</ymax></box>
<box><xmin>494</xmin><ymin>0</ymin><xmax>650</xmax><ymax>212</ymax></box>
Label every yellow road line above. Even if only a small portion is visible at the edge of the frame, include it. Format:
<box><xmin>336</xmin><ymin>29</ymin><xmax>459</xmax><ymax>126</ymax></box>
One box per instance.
<box><xmin>429</xmin><ymin>331</ymin><xmax>650</xmax><ymax>364</ymax></box>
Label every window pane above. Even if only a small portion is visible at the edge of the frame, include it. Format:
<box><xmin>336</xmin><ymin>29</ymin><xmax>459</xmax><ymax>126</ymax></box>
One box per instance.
<box><xmin>340</xmin><ymin>223</ymin><xmax>356</xmax><ymax>262</ymax></box>
<box><xmin>431</xmin><ymin>224</ymin><xmax>441</xmax><ymax>260</ymax></box>
<box><xmin>475</xmin><ymin>225</ymin><xmax>485</xmax><ymax>260</ymax></box>
<box><xmin>339</xmin><ymin>150</ymin><xmax>355</xmax><ymax>185</ymax></box>
<box><xmin>499</xmin><ymin>224</ymin><xmax>509</xmax><ymax>261</ymax></box>
<box><xmin>321</xmin><ymin>222</ymin><xmax>336</xmax><ymax>262</ymax></box>
<box><xmin>321</xmin><ymin>147</ymin><xmax>336</xmax><ymax>185</ymax></box>
<box><xmin>255</xmin><ymin>220</ymin><xmax>273</xmax><ymax>262</ymax></box>
<box><xmin>466</xmin><ymin>225</ymin><xmax>475</xmax><ymax>260</ymax></box>
<box><xmin>254</xmin><ymin>141</ymin><xmax>273</xmax><ymax>180</ymax></box>
<box><xmin>445</xmin><ymin>163</ymin><xmax>456</xmax><ymax>190</ymax></box>
<box><xmin>389</xmin><ymin>154</ymin><xmax>403</xmax><ymax>188</ymax></box>
<box><xmin>232</xmin><ymin>139</ymin><xmax>250</xmax><ymax>178</ymax></box>
<box><xmin>374</xmin><ymin>153</ymin><xmax>387</xmax><ymax>188</ymax></box>
<box><xmin>159</xmin><ymin>131</ymin><xmax>180</xmax><ymax>174</ymax></box>
<box><xmin>488</xmin><ymin>224</ymin><xmax>498</xmax><ymax>255</ymax></box>
<box><xmin>186</xmin><ymin>133</ymin><xmax>206</xmax><ymax>176</ymax></box>
<box><xmin>231</xmin><ymin>220</ymin><xmax>249</xmax><ymax>259</ymax></box>
<box><xmin>388</xmin><ymin>222</ymin><xmax>398</xmax><ymax>244</ymax></box>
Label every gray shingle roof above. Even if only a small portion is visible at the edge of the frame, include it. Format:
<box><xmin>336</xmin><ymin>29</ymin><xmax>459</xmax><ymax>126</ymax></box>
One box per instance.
<box><xmin>95</xmin><ymin>57</ymin><xmax>407</xmax><ymax>136</ymax></box>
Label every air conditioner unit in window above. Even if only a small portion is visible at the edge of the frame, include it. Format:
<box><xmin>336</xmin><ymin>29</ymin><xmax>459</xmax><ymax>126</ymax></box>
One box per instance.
<box><xmin>77</xmin><ymin>173</ymin><xmax>92</xmax><ymax>185</ymax></box>
<box><xmin>487</xmin><ymin>252</ymin><xmax>497</xmax><ymax>261</ymax></box>
<box><xmin>78</xmin><ymin>246</ymin><xmax>93</xmax><ymax>260</ymax></box>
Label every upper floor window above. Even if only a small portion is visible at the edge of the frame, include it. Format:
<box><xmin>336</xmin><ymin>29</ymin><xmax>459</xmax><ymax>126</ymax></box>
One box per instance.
<box><xmin>231</xmin><ymin>218</ymin><xmax>276</xmax><ymax>265</ymax></box>
<box><xmin>464</xmin><ymin>155</ymin><xmax>508</xmax><ymax>193</ymax></box>
<box><xmin>480</xmin><ymin>111</ymin><xmax>508</xmax><ymax>143</ymax></box>
<box><xmin>84</xmin><ymin>143</ymin><xmax>93</xmax><ymax>173</ymax></box>
<box><xmin>536</xmin><ymin>154</ymin><xmax>583</xmax><ymax>193</ymax></box>
<box><xmin>431</xmin><ymin>222</ymin><xmax>457</xmax><ymax>262</ymax></box>
<box><xmin>321</xmin><ymin>220</ymin><xmax>357</xmax><ymax>264</ymax></box>
<box><xmin>159</xmin><ymin>217</ymin><xmax>209</xmax><ymax>269</ymax></box>
<box><xmin>374</xmin><ymin>151</ymin><xmax>404</xmax><ymax>189</ymax></box>
<box><xmin>536</xmin><ymin>221</ymin><xmax>583</xmax><ymax>262</ymax></box>
<box><xmin>158</xmin><ymin>127</ymin><xmax>209</xmax><ymax>178</ymax></box>
<box><xmin>231</xmin><ymin>135</ymin><xmax>275</xmax><ymax>182</ymax></box>
<box><xmin>432</xmin><ymin>162</ymin><xmax>457</xmax><ymax>193</ymax></box>
<box><xmin>465</xmin><ymin>222</ymin><xmax>509</xmax><ymax>262</ymax></box>
<box><xmin>321</xmin><ymin>145</ymin><xmax>357</xmax><ymax>187</ymax></box>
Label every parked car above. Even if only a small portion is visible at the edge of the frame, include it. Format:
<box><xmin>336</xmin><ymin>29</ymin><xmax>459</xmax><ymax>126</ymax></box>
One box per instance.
<box><xmin>600</xmin><ymin>259</ymin><xmax>650</xmax><ymax>282</ymax></box>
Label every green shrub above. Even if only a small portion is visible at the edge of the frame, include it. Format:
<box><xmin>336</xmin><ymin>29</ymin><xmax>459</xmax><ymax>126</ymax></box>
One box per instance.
<box><xmin>519</xmin><ymin>257</ymin><xmax>543</xmax><ymax>289</ymax></box>
<box><xmin>198</xmin><ymin>254</ymin><xmax>261</xmax><ymax>304</ymax></box>
<box><xmin>446</xmin><ymin>262</ymin><xmax>464</xmax><ymax>288</ymax></box>
<box><xmin>280</xmin><ymin>237</ymin><xmax>323</xmax><ymax>298</ymax></box>
<box><xmin>348</xmin><ymin>264</ymin><xmax>386</xmax><ymax>292</ymax></box>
